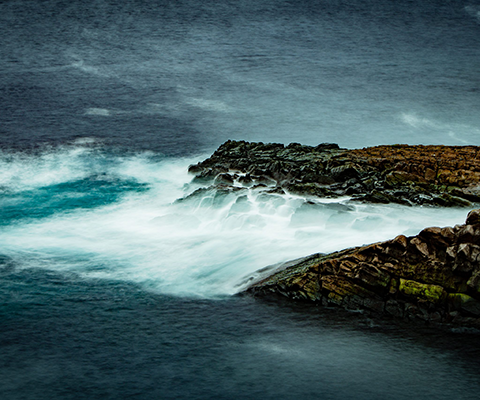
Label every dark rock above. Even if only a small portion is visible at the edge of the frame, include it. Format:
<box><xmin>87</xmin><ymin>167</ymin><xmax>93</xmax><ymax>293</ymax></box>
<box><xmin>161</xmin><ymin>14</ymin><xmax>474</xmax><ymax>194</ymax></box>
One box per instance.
<box><xmin>466</xmin><ymin>209</ymin><xmax>480</xmax><ymax>225</ymax></box>
<box><xmin>189</xmin><ymin>140</ymin><xmax>480</xmax><ymax>207</ymax></box>
<box><xmin>214</xmin><ymin>173</ymin><xmax>234</xmax><ymax>185</ymax></box>
<box><xmin>238</xmin><ymin>174</ymin><xmax>253</xmax><ymax>186</ymax></box>
<box><xmin>245</xmin><ymin>209</ymin><xmax>480</xmax><ymax>327</ymax></box>
<box><xmin>315</xmin><ymin>143</ymin><xmax>340</xmax><ymax>151</ymax></box>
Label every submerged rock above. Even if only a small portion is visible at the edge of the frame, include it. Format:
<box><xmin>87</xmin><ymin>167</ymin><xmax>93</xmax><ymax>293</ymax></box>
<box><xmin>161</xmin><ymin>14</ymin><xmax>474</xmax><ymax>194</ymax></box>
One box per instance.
<box><xmin>245</xmin><ymin>209</ymin><xmax>480</xmax><ymax>327</ymax></box>
<box><xmin>189</xmin><ymin>140</ymin><xmax>480</xmax><ymax>207</ymax></box>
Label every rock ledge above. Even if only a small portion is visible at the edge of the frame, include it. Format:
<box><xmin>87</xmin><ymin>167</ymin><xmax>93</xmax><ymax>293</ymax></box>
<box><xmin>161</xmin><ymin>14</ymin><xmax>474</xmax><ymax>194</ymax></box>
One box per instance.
<box><xmin>245</xmin><ymin>209</ymin><xmax>480</xmax><ymax>327</ymax></box>
<box><xmin>189</xmin><ymin>140</ymin><xmax>480</xmax><ymax>207</ymax></box>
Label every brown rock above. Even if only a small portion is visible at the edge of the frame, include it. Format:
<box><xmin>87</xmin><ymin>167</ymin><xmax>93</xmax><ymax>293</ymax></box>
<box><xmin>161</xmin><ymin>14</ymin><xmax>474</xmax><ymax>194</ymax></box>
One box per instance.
<box><xmin>246</xmin><ymin>209</ymin><xmax>480</xmax><ymax>327</ymax></box>
<box><xmin>466</xmin><ymin>209</ymin><xmax>480</xmax><ymax>225</ymax></box>
<box><xmin>188</xmin><ymin>141</ymin><xmax>480</xmax><ymax>207</ymax></box>
<box><xmin>409</xmin><ymin>237</ymin><xmax>430</xmax><ymax>258</ymax></box>
<box><xmin>392</xmin><ymin>234</ymin><xmax>408</xmax><ymax>248</ymax></box>
<box><xmin>424</xmin><ymin>167</ymin><xmax>436</xmax><ymax>181</ymax></box>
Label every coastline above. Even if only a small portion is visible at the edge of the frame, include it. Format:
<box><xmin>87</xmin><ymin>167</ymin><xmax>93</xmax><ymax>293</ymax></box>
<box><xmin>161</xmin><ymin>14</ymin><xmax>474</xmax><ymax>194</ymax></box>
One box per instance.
<box><xmin>245</xmin><ymin>209</ymin><xmax>480</xmax><ymax>328</ymax></box>
<box><xmin>188</xmin><ymin>140</ymin><xmax>480</xmax><ymax>207</ymax></box>
<box><xmin>189</xmin><ymin>140</ymin><xmax>480</xmax><ymax>326</ymax></box>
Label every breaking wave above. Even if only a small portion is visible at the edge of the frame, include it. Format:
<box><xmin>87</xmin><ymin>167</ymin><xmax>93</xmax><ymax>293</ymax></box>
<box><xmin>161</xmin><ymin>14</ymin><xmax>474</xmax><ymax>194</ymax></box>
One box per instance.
<box><xmin>0</xmin><ymin>142</ymin><xmax>470</xmax><ymax>298</ymax></box>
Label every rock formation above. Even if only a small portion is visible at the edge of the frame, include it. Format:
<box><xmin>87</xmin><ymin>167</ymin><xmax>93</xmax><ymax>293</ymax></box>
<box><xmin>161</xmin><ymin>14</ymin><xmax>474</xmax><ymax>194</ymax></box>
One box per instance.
<box><xmin>246</xmin><ymin>209</ymin><xmax>480</xmax><ymax>327</ymax></box>
<box><xmin>188</xmin><ymin>140</ymin><xmax>480</xmax><ymax>207</ymax></box>
<box><xmin>189</xmin><ymin>140</ymin><xmax>480</xmax><ymax>326</ymax></box>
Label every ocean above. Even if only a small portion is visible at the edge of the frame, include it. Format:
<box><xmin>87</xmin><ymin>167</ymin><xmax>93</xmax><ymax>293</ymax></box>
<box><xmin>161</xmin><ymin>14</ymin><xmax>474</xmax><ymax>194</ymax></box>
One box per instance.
<box><xmin>1</xmin><ymin>0</ymin><xmax>480</xmax><ymax>398</ymax></box>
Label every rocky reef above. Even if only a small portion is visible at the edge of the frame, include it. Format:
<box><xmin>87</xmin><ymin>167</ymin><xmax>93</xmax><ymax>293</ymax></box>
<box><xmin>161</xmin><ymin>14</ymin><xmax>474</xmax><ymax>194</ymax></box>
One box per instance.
<box><xmin>246</xmin><ymin>209</ymin><xmax>480</xmax><ymax>327</ymax></box>
<box><xmin>189</xmin><ymin>140</ymin><xmax>480</xmax><ymax>326</ymax></box>
<box><xmin>188</xmin><ymin>140</ymin><xmax>480</xmax><ymax>207</ymax></box>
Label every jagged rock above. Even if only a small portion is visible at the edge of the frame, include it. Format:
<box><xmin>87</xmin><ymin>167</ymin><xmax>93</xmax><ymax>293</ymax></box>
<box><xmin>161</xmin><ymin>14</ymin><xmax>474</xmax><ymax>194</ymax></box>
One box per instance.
<box><xmin>189</xmin><ymin>140</ymin><xmax>480</xmax><ymax>207</ymax></box>
<box><xmin>466</xmin><ymin>209</ymin><xmax>480</xmax><ymax>225</ymax></box>
<box><xmin>245</xmin><ymin>210</ymin><xmax>480</xmax><ymax>327</ymax></box>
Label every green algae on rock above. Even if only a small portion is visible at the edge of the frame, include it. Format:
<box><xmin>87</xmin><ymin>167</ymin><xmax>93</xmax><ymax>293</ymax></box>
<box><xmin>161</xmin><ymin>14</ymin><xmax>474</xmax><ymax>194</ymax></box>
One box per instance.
<box><xmin>244</xmin><ymin>209</ymin><xmax>480</xmax><ymax>328</ymax></box>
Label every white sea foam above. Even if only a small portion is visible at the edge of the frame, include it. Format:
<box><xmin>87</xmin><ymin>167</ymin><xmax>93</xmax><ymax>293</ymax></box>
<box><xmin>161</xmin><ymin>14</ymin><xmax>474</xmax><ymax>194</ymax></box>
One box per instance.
<box><xmin>0</xmin><ymin>147</ymin><xmax>93</xmax><ymax>192</ymax></box>
<box><xmin>72</xmin><ymin>137</ymin><xmax>98</xmax><ymax>145</ymax></box>
<box><xmin>0</xmin><ymin>147</ymin><xmax>471</xmax><ymax>298</ymax></box>
<box><xmin>85</xmin><ymin>108</ymin><xmax>112</xmax><ymax>116</ymax></box>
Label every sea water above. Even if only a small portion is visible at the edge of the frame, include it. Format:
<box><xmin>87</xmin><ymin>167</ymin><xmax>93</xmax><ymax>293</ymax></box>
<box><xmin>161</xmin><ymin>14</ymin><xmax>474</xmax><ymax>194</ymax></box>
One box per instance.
<box><xmin>1</xmin><ymin>1</ymin><xmax>480</xmax><ymax>399</ymax></box>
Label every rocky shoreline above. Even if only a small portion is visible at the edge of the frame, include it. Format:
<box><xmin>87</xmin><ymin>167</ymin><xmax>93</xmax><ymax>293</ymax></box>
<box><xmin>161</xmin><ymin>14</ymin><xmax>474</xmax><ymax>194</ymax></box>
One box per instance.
<box><xmin>189</xmin><ymin>140</ymin><xmax>480</xmax><ymax>327</ymax></box>
<box><xmin>246</xmin><ymin>209</ymin><xmax>480</xmax><ymax>328</ymax></box>
<box><xmin>189</xmin><ymin>140</ymin><xmax>480</xmax><ymax>207</ymax></box>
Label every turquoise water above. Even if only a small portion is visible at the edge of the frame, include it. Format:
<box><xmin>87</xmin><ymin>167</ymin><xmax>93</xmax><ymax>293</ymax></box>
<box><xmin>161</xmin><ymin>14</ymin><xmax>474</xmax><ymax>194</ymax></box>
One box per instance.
<box><xmin>1</xmin><ymin>0</ymin><xmax>480</xmax><ymax>398</ymax></box>
<box><xmin>0</xmin><ymin>144</ymin><xmax>470</xmax><ymax>298</ymax></box>
<box><xmin>1</xmin><ymin>145</ymin><xmax>479</xmax><ymax>400</ymax></box>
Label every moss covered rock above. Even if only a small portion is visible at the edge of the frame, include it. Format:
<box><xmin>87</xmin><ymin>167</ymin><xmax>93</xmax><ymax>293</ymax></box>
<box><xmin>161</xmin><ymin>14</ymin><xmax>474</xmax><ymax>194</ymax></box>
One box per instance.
<box><xmin>245</xmin><ymin>209</ymin><xmax>480</xmax><ymax>327</ymax></box>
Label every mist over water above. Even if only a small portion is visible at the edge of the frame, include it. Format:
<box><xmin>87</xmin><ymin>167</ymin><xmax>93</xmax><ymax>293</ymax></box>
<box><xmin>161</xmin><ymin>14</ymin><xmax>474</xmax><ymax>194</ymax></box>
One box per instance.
<box><xmin>1</xmin><ymin>0</ymin><xmax>480</xmax><ymax>399</ymax></box>
<box><xmin>0</xmin><ymin>143</ymin><xmax>470</xmax><ymax>298</ymax></box>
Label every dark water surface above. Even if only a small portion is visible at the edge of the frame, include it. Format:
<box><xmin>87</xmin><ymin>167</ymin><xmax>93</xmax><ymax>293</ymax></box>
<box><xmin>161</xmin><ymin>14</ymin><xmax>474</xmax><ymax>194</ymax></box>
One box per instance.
<box><xmin>1</xmin><ymin>0</ymin><xmax>480</xmax><ymax>153</ymax></box>
<box><xmin>2</xmin><ymin>267</ymin><xmax>480</xmax><ymax>400</ymax></box>
<box><xmin>1</xmin><ymin>0</ymin><xmax>480</xmax><ymax>398</ymax></box>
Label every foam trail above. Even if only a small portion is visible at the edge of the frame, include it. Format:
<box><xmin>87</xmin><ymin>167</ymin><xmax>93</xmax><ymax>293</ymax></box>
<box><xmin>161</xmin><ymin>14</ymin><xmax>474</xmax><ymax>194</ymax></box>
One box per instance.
<box><xmin>85</xmin><ymin>108</ymin><xmax>112</xmax><ymax>116</ymax></box>
<box><xmin>399</xmin><ymin>112</ymin><xmax>478</xmax><ymax>144</ymax></box>
<box><xmin>0</xmin><ymin>145</ymin><xmax>471</xmax><ymax>298</ymax></box>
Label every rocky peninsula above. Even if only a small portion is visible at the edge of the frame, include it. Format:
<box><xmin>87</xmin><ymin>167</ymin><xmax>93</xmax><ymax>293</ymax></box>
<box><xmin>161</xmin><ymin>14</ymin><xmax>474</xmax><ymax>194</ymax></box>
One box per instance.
<box><xmin>247</xmin><ymin>209</ymin><xmax>480</xmax><ymax>328</ymax></box>
<box><xmin>189</xmin><ymin>140</ymin><xmax>480</xmax><ymax>207</ymax></box>
<box><xmin>189</xmin><ymin>140</ymin><xmax>480</xmax><ymax>326</ymax></box>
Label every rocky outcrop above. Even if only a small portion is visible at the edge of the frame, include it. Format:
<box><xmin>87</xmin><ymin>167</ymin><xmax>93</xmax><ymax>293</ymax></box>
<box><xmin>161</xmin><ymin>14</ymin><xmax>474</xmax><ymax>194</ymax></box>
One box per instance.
<box><xmin>188</xmin><ymin>140</ymin><xmax>480</xmax><ymax>207</ymax></box>
<box><xmin>245</xmin><ymin>209</ymin><xmax>480</xmax><ymax>327</ymax></box>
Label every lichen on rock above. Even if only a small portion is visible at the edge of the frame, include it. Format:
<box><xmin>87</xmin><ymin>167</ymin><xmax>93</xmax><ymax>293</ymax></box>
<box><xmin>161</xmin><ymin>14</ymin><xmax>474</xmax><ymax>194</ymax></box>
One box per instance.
<box><xmin>188</xmin><ymin>140</ymin><xmax>480</xmax><ymax>207</ymax></box>
<box><xmin>191</xmin><ymin>141</ymin><xmax>480</xmax><ymax>326</ymax></box>
<box><xmin>245</xmin><ymin>209</ymin><xmax>480</xmax><ymax>328</ymax></box>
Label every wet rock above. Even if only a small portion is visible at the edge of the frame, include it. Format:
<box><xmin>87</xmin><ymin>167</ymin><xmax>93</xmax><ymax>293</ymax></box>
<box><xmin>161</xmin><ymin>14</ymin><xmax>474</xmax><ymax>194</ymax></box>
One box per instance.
<box><xmin>466</xmin><ymin>209</ymin><xmax>480</xmax><ymax>225</ymax></box>
<box><xmin>189</xmin><ymin>140</ymin><xmax>480</xmax><ymax>207</ymax></box>
<box><xmin>385</xmin><ymin>299</ymin><xmax>404</xmax><ymax>318</ymax></box>
<box><xmin>448</xmin><ymin>293</ymin><xmax>480</xmax><ymax>316</ymax></box>
<box><xmin>245</xmin><ymin>209</ymin><xmax>480</xmax><ymax>327</ymax></box>
<box><xmin>238</xmin><ymin>174</ymin><xmax>253</xmax><ymax>186</ymax></box>
<box><xmin>214</xmin><ymin>173</ymin><xmax>234</xmax><ymax>185</ymax></box>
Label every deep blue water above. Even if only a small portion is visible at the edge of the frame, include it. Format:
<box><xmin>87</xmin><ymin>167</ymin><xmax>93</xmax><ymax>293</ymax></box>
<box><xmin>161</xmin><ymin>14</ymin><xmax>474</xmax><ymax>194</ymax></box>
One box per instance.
<box><xmin>2</xmin><ymin>267</ymin><xmax>480</xmax><ymax>400</ymax></box>
<box><xmin>1</xmin><ymin>0</ymin><xmax>480</xmax><ymax>398</ymax></box>
<box><xmin>2</xmin><ymin>0</ymin><xmax>480</xmax><ymax>153</ymax></box>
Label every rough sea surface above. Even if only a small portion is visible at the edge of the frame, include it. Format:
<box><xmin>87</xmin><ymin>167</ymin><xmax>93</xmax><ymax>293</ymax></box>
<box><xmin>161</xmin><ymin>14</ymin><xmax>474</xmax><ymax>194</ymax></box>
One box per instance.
<box><xmin>1</xmin><ymin>1</ymin><xmax>480</xmax><ymax>399</ymax></box>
